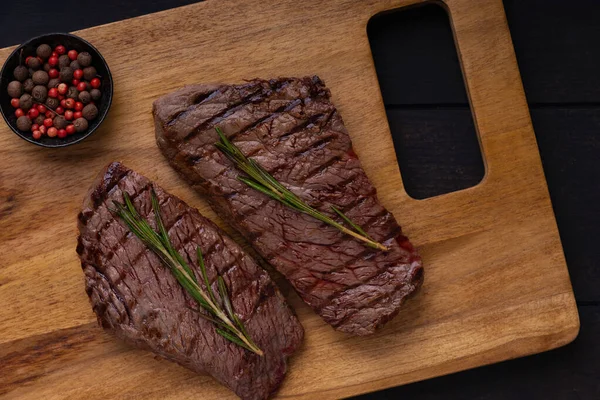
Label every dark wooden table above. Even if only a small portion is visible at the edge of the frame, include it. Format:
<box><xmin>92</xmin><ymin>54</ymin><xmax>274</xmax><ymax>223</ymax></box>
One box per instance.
<box><xmin>2</xmin><ymin>1</ymin><xmax>598</xmax><ymax>398</ymax></box>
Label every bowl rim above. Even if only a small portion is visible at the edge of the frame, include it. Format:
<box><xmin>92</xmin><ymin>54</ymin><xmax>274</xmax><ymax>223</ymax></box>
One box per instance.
<box><xmin>0</xmin><ymin>32</ymin><xmax>113</xmax><ymax>148</ymax></box>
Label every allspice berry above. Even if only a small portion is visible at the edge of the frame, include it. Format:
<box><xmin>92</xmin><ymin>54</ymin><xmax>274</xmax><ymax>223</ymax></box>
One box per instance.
<box><xmin>82</xmin><ymin>66</ymin><xmax>97</xmax><ymax>81</ymax></box>
<box><xmin>34</xmin><ymin>115</ymin><xmax>45</xmax><ymax>126</ymax></box>
<box><xmin>53</xmin><ymin>115</ymin><xmax>68</xmax><ymax>130</ymax></box>
<box><xmin>19</xmin><ymin>94</ymin><xmax>33</xmax><ymax>111</ymax></box>
<box><xmin>67</xmin><ymin>86</ymin><xmax>79</xmax><ymax>99</ymax></box>
<box><xmin>73</xmin><ymin>117</ymin><xmax>88</xmax><ymax>133</ymax></box>
<box><xmin>32</xmin><ymin>70</ymin><xmax>49</xmax><ymax>85</ymax></box>
<box><xmin>90</xmin><ymin>88</ymin><xmax>102</xmax><ymax>101</ymax></box>
<box><xmin>13</xmin><ymin>65</ymin><xmax>28</xmax><ymax>81</ymax></box>
<box><xmin>16</xmin><ymin>116</ymin><xmax>32</xmax><ymax>132</ymax></box>
<box><xmin>27</xmin><ymin>57</ymin><xmax>41</xmax><ymax>69</ymax></box>
<box><xmin>48</xmin><ymin>78</ymin><xmax>60</xmax><ymax>89</ymax></box>
<box><xmin>77</xmin><ymin>52</ymin><xmax>92</xmax><ymax>67</ymax></box>
<box><xmin>36</xmin><ymin>44</ymin><xmax>52</xmax><ymax>59</ymax></box>
<box><xmin>70</xmin><ymin>60</ymin><xmax>81</xmax><ymax>70</ymax></box>
<box><xmin>59</xmin><ymin>67</ymin><xmax>73</xmax><ymax>82</ymax></box>
<box><xmin>58</xmin><ymin>55</ymin><xmax>70</xmax><ymax>69</ymax></box>
<box><xmin>23</xmin><ymin>79</ymin><xmax>35</xmax><ymax>93</ymax></box>
<box><xmin>45</xmin><ymin>97</ymin><xmax>59</xmax><ymax>110</ymax></box>
<box><xmin>79</xmin><ymin>90</ymin><xmax>91</xmax><ymax>104</ymax></box>
<box><xmin>82</xmin><ymin>103</ymin><xmax>98</xmax><ymax>121</ymax></box>
<box><xmin>32</xmin><ymin>85</ymin><xmax>48</xmax><ymax>103</ymax></box>
<box><xmin>7</xmin><ymin>81</ymin><xmax>23</xmax><ymax>98</ymax></box>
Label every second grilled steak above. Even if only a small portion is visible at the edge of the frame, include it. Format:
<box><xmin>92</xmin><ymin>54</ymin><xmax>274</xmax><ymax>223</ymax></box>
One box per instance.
<box><xmin>77</xmin><ymin>162</ymin><xmax>303</xmax><ymax>400</ymax></box>
<box><xmin>154</xmin><ymin>77</ymin><xmax>423</xmax><ymax>335</ymax></box>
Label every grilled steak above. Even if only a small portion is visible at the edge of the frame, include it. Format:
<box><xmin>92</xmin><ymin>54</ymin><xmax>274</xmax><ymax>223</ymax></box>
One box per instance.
<box><xmin>76</xmin><ymin>162</ymin><xmax>303</xmax><ymax>400</ymax></box>
<box><xmin>154</xmin><ymin>76</ymin><xmax>423</xmax><ymax>335</ymax></box>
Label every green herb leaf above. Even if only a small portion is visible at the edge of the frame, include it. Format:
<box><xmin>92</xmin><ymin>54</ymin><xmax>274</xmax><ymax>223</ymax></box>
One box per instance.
<box><xmin>218</xmin><ymin>276</ymin><xmax>235</xmax><ymax>321</ymax></box>
<box><xmin>331</xmin><ymin>205</ymin><xmax>372</xmax><ymax>239</ymax></box>
<box><xmin>216</xmin><ymin>328</ymin><xmax>254</xmax><ymax>352</ymax></box>
<box><xmin>197</xmin><ymin>246</ymin><xmax>218</xmax><ymax>305</ymax></box>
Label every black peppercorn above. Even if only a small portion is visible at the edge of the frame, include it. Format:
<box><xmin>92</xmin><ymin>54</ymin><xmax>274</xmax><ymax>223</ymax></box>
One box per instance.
<box><xmin>53</xmin><ymin>115</ymin><xmax>68</xmax><ymax>130</ymax></box>
<box><xmin>45</xmin><ymin>97</ymin><xmax>59</xmax><ymax>110</ymax></box>
<box><xmin>79</xmin><ymin>91</ymin><xmax>91</xmax><ymax>104</ymax></box>
<box><xmin>13</xmin><ymin>65</ymin><xmax>28</xmax><ymax>81</ymax></box>
<box><xmin>58</xmin><ymin>55</ymin><xmax>70</xmax><ymax>69</ymax></box>
<box><xmin>23</xmin><ymin>79</ymin><xmax>35</xmax><ymax>93</ymax></box>
<box><xmin>34</xmin><ymin>115</ymin><xmax>45</xmax><ymax>126</ymax></box>
<box><xmin>27</xmin><ymin>57</ymin><xmax>41</xmax><ymax>70</ymax></box>
<box><xmin>70</xmin><ymin>60</ymin><xmax>81</xmax><ymax>70</ymax></box>
<box><xmin>7</xmin><ymin>81</ymin><xmax>23</xmax><ymax>98</ymax></box>
<box><xmin>90</xmin><ymin>88</ymin><xmax>102</xmax><ymax>101</ymax></box>
<box><xmin>82</xmin><ymin>103</ymin><xmax>98</xmax><ymax>121</ymax></box>
<box><xmin>19</xmin><ymin>94</ymin><xmax>33</xmax><ymax>111</ymax></box>
<box><xmin>32</xmin><ymin>85</ymin><xmax>48</xmax><ymax>103</ymax></box>
<box><xmin>59</xmin><ymin>67</ymin><xmax>73</xmax><ymax>83</ymax></box>
<box><xmin>73</xmin><ymin>117</ymin><xmax>88</xmax><ymax>133</ymax></box>
<box><xmin>77</xmin><ymin>52</ymin><xmax>92</xmax><ymax>67</ymax></box>
<box><xmin>16</xmin><ymin>115</ymin><xmax>32</xmax><ymax>132</ymax></box>
<box><xmin>32</xmin><ymin>70</ymin><xmax>49</xmax><ymax>85</ymax></box>
<box><xmin>67</xmin><ymin>86</ymin><xmax>79</xmax><ymax>99</ymax></box>
<box><xmin>43</xmin><ymin>63</ymin><xmax>51</xmax><ymax>72</ymax></box>
<box><xmin>36</xmin><ymin>44</ymin><xmax>52</xmax><ymax>59</ymax></box>
<box><xmin>83</xmin><ymin>66</ymin><xmax>97</xmax><ymax>81</ymax></box>
<box><xmin>48</xmin><ymin>78</ymin><xmax>60</xmax><ymax>89</ymax></box>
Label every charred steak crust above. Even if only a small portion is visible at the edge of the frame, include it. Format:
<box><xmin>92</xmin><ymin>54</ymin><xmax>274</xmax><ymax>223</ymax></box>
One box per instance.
<box><xmin>153</xmin><ymin>76</ymin><xmax>423</xmax><ymax>335</ymax></box>
<box><xmin>76</xmin><ymin>162</ymin><xmax>303</xmax><ymax>400</ymax></box>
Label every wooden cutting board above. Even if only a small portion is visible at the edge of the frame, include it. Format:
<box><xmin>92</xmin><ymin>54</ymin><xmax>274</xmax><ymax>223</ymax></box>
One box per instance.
<box><xmin>0</xmin><ymin>0</ymin><xmax>579</xmax><ymax>398</ymax></box>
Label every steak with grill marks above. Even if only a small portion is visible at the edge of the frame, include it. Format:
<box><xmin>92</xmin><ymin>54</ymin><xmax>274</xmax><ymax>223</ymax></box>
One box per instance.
<box><xmin>153</xmin><ymin>76</ymin><xmax>423</xmax><ymax>335</ymax></box>
<box><xmin>76</xmin><ymin>162</ymin><xmax>303</xmax><ymax>400</ymax></box>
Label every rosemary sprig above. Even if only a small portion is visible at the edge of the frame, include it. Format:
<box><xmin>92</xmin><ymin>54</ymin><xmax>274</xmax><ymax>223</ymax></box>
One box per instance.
<box><xmin>111</xmin><ymin>189</ymin><xmax>263</xmax><ymax>356</ymax></box>
<box><xmin>214</xmin><ymin>127</ymin><xmax>388</xmax><ymax>251</ymax></box>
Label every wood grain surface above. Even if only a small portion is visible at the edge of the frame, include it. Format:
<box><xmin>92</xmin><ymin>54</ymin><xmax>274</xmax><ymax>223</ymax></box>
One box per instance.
<box><xmin>0</xmin><ymin>0</ymin><xmax>579</xmax><ymax>399</ymax></box>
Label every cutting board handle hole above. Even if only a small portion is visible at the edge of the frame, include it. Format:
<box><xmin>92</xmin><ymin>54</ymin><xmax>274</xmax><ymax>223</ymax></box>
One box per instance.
<box><xmin>367</xmin><ymin>3</ymin><xmax>485</xmax><ymax>200</ymax></box>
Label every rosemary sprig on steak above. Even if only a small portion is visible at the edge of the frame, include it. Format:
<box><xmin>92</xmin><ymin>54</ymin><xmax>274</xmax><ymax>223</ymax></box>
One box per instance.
<box><xmin>111</xmin><ymin>189</ymin><xmax>264</xmax><ymax>356</ymax></box>
<box><xmin>214</xmin><ymin>127</ymin><xmax>388</xmax><ymax>251</ymax></box>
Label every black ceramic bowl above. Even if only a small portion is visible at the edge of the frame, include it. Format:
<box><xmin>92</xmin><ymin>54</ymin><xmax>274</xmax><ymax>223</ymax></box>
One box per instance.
<box><xmin>0</xmin><ymin>33</ymin><xmax>113</xmax><ymax>147</ymax></box>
